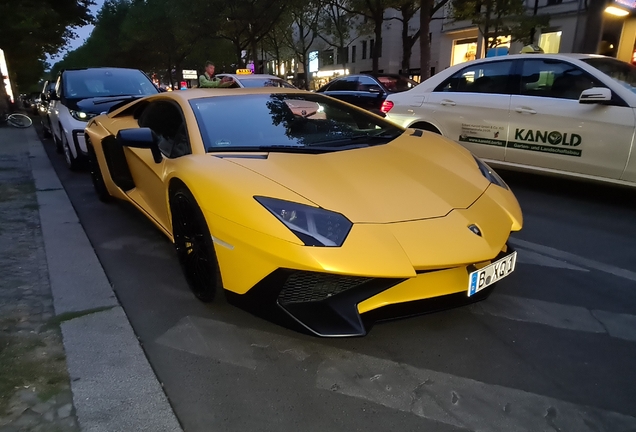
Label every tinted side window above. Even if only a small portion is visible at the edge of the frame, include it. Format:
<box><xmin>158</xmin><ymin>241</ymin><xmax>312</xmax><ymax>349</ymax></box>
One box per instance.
<box><xmin>356</xmin><ymin>76</ymin><xmax>383</xmax><ymax>92</ymax></box>
<box><xmin>520</xmin><ymin>59</ymin><xmax>602</xmax><ymax>100</ymax></box>
<box><xmin>139</xmin><ymin>101</ymin><xmax>190</xmax><ymax>158</ymax></box>
<box><xmin>435</xmin><ymin>61</ymin><xmax>514</xmax><ymax>94</ymax></box>
<box><xmin>327</xmin><ymin>77</ymin><xmax>358</xmax><ymax>91</ymax></box>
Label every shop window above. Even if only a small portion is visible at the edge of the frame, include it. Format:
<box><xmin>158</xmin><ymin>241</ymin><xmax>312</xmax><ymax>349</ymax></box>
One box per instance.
<box><xmin>451</xmin><ymin>38</ymin><xmax>478</xmax><ymax>66</ymax></box>
<box><xmin>520</xmin><ymin>59</ymin><xmax>602</xmax><ymax>100</ymax></box>
<box><xmin>539</xmin><ymin>31</ymin><xmax>562</xmax><ymax>53</ymax></box>
<box><xmin>352</xmin><ymin>45</ymin><xmax>357</xmax><ymax>63</ymax></box>
<box><xmin>435</xmin><ymin>60</ymin><xmax>514</xmax><ymax>94</ymax></box>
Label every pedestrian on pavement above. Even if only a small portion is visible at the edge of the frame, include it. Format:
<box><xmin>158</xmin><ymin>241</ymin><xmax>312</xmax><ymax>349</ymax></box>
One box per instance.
<box><xmin>198</xmin><ymin>61</ymin><xmax>234</xmax><ymax>88</ymax></box>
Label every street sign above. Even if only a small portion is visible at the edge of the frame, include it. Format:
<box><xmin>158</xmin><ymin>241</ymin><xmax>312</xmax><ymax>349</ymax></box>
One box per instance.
<box><xmin>182</xmin><ymin>69</ymin><xmax>198</xmax><ymax>79</ymax></box>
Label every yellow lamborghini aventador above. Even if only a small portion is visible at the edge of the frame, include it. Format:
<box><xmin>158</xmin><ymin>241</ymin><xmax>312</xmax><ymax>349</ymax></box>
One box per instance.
<box><xmin>84</xmin><ymin>88</ymin><xmax>523</xmax><ymax>337</ymax></box>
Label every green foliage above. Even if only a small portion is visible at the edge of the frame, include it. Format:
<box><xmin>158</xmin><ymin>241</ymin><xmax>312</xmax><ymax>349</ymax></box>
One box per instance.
<box><xmin>0</xmin><ymin>0</ymin><xmax>93</xmax><ymax>92</ymax></box>
<box><xmin>451</xmin><ymin>0</ymin><xmax>549</xmax><ymax>49</ymax></box>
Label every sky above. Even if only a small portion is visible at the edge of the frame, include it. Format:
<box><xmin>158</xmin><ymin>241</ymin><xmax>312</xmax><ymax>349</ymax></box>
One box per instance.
<box><xmin>47</xmin><ymin>0</ymin><xmax>105</xmax><ymax>66</ymax></box>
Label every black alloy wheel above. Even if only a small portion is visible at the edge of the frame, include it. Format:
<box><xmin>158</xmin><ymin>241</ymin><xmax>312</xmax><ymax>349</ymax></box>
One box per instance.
<box><xmin>87</xmin><ymin>141</ymin><xmax>111</xmax><ymax>202</ymax></box>
<box><xmin>170</xmin><ymin>186</ymin><xmax>221</xmax><ymax>302</ymax></box>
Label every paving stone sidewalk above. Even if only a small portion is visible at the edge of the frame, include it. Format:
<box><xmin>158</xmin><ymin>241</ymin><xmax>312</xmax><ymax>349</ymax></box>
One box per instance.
<box><xmin>0</xmin><ymin>125</ymin><xmax>80</xmax><ymax>432</ymax></box>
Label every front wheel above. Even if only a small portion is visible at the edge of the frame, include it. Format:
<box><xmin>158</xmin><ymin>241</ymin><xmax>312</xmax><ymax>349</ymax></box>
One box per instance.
<box><xmin>7</xmin><ymin>113</ymin><xmax>32</xmax><ymax>128</ymax></box>
<box><xmin>170</xmin><ymin>185</ymin><xmax>222</xmax><ymax>302</ymax></box>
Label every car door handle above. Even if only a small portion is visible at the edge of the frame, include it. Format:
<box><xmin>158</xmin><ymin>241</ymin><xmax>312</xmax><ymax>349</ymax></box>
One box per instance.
<box><xmin>440</xmin><ymin>99</ymin><xmax>456</xmax><ymax>106</ymax></box>
<box><xmin>514</xmin><ymin>107</ymin><xmax>537</xmax><ymax>114</ymax></box>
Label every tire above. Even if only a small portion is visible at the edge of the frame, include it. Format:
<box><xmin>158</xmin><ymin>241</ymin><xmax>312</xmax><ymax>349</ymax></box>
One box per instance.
<box><xmin>170</xmin><ymin>185</ymin><xmax>222</xmax><ymax>302</ymax></box>
<box><xmin>7</xmin><ymin>113</ymin><xmax>32</xmax><ymax>128</ymax></box>
<box><xmin>61</xmin><ymin>128</ymin><xmax>81</xmax><ymax>171</ymax></box>
<box><xmin>42</xmin><ymin>118</ymin><xmax>52</xmax><ymax>138</ymax></box>
<box><xmin>87</xmin><ymin>142</ymin><xmax>111</xmax><ymax>202</ymax></box>
<box><xmin>53</xmin><ymin>123</ymin><xmax>63</xmax><ymax>153</ymax></box>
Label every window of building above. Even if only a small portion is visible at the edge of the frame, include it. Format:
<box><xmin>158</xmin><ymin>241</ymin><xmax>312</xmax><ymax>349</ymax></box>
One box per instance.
<box><xmin>338</xmin><ymin>47</ymin><xmax>349</xmax><ymax>64</ymax></box>
<box><xmin>539</xmin><ymin>31</ymin><xmax>562</xmax><ymax>54</ymax></box>
<box><xmin>352</xmin><ymin>45</ymin><xmax>357</xmax><ymax>63</ymax></box>
<box><xmin>362</xmin><ymin>41</ymin><xmax>367</xmax><ymax>59</ymax></box>
<box><xmin>370</xmin><ymin>39</ymin><xmax>375</xmax><ymax>58</ymax></box>
<box><xmin>547</xmin><ymin>0</ymin><xmax>562</xmax><ymax>5</ymax></box>
<box><xmin>435</xmin><ymin>60</ymin><xmax>514</xmax><ymax>94</ymax></box>
<box><xmin>321</xmin><ymin>49</ymin><xmax>334</xmax><ymax>66</ymax></box>
<box><xmin>520</xmin><ymin>59</ymin><xmax>602</xmax><ymax>100</ymax></box>
<box><xmin>451</xmin><ymin>38</ymin><xmax>478</xmax><ymax>66</ymax></box>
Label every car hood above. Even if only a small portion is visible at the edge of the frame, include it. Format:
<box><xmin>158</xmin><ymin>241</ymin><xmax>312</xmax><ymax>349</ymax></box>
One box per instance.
<box><xmin>70</xmin><ymin>96</ymin><xmax>141</xmax><ymax>115</ymax></box>
<box><xmin>224</xmin><ymin>133</ymin><xmax>489</xmax><ymax>223</ymax></box>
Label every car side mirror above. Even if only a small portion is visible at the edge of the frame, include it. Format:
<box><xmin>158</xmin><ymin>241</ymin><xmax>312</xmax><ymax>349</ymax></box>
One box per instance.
<box><xmin>579</xmin><ymin>87</ymin><xmax>612</xmax><ymax>104</ymax></box>
<box><xmin>368</xmin><ymin>86</ymin><xmax>382</xmax><ymax>94</ymax></box>
<box><xmin>117</xmin><ymin>128</ymin><xmax>163</xmax><ymax>163</ymax></box>
<box><xmin>48</xmin><ymin>90</ymin><xmax>59</xmax><ymax>101</ymax></box>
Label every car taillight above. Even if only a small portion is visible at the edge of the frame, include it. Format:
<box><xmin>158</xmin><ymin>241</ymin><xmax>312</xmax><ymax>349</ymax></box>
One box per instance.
<box><xmin>381</xmin><ymin>100</ymin><xmax>394</xmax><ymax>113</ymax></box>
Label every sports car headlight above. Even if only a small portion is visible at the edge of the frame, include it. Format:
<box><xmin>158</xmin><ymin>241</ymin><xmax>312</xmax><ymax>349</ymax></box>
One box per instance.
<box><xmin>255</xmin><ymin>197</ymin><xmax>352</xmax><ymax>247</ymax></box>
<box><xmin>474</xmin><ymin>156</ymin><xmax>508</xmax><ymax>189</ymax></box>
<box><xmin>69</xmin><ymin>110</ymin><xmax>97</xmax><ymax>122</ymax></box>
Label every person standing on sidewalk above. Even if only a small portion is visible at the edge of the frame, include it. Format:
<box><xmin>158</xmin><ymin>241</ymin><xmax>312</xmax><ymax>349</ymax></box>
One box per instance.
<box><xmin>198</xmin><ymin>61</ymin><xmax>234</xmax><ymax>88</ymax></box>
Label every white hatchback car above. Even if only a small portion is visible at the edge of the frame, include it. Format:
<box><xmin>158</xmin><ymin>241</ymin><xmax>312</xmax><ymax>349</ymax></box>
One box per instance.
<box><xmin>384</xmin><ymin>54</ymin><xmax>636</xmax><ymax>187</ymax></box>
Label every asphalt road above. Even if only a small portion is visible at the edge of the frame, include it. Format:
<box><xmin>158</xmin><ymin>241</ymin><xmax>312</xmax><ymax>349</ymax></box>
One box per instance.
<box><xmin>39</xmin><ymin>128</ymin><xmax>636</xmax><ymax>432</ymax></box>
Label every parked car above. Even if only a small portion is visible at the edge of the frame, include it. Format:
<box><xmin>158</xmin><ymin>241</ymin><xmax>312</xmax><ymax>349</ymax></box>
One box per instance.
<box><xmin>38</xmin><ymin>81</ymin><xmax>57</xmax><ymax>138</ymax></box>
<box><xmin>316</xmin><ymin>74</ymin><xmax>418</xmax><ymax>116</ymax></box>
<box><xmin>384</xmin><ymin>54</ymin><xmax>636</xmax><ymax>188</ymax></box>
<box><xmin>48</xmin><ymin>67</ymin><xmax>159</xmax><ymax>170</ymax></box>
<box><xmin>215</xmin><ymin>73</ymin><xmax>296</xmax><ymax>89</ymax></box>
<box><xmin>84</xmin><ymin>88</ymin><xmax>521</xmax><ymax>337</ymax></box>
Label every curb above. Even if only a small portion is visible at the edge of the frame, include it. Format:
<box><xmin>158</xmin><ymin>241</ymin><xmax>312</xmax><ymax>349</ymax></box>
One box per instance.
<box><xmin>27</xmin><ymin>127</ymin><xmax>183</xmax><ymax>432</ymax></box>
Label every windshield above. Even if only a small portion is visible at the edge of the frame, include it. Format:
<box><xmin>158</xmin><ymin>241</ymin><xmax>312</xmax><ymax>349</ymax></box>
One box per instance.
<box><xmin>190</xmin><ymin>93</ymin><xmax>403</xmax><ymax>152</ymax></box>
<box><xmin>240</xmin><ymin>78</ymin><xmax>296</xmax><ymax>88</ymax></box>
<box><xmin>375</xmin><ymin>75</ymin><xmax>418</xmax><ymax>92</ymax></box>
<box><xmin>582</xmin><ymin>58</ymin><xmax>636</xmax><ymax>93</ymax></box>
<box><xmin>63</xmin><ymin>69</ymin><xmax>158</xmax><ymax>99</ymax></box>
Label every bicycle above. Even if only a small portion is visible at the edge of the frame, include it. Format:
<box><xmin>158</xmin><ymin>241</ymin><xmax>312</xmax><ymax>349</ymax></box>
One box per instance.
<box><xmin>0</xmin><ymin>112</ymin><xmax>33</xmax><ymax>128</ymax></box>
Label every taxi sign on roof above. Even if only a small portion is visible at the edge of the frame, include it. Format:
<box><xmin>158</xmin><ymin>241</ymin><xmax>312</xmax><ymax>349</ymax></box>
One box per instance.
<box><xmin>236</xmin><ymin>69</ymin><xmax>252</xmax><ymax>75</ymax></box>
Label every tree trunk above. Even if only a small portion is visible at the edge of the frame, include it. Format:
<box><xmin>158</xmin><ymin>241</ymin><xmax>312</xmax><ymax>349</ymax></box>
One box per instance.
<box><xmin>401</xmin><ymin>22</ymin><xmax>411</xmax><ymax>74</ymax></box>
<box><xmin>373</xmin><ymin>17</ymin><xmax>382</xmax><ymax>74</ymax></box>
<box><xmin>419</xmin><ymin>0</ymin><xmax>433</xmax><ymax>80</ymax></box>
<box><xmin>167</xmin><ymin>56</ymin><xmax>173</xmax><ymax>89</ymax></box>
<box><xmin>251</xmin><ymin>38</ymin><xmax>259</xmax><ymax>71</ymax></box>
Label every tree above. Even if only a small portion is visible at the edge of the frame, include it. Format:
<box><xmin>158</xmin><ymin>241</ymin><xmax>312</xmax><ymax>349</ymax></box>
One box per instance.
<box><xmin>450</xmin><ymin>0</ymin><xmax>549</xmax><ymax>54</ymax></box>
<box><xmin>0</xmin><ymin>0</ymin><xmax>94</xmax><ymax>92</ymax></box>
<box><xmin>219</xmin><ymin>0</ymin><xmax>288</xmax><ymax>68</ymax></box>
<box><xmin>318</xmin><ymin>0</ymin><xmax>365</xmax><ymax>71</ymax></box>
<box><xmin>391</xmin><ymin>0</ymin><xmax>420</xmax><ymax>74</ymax></box>
<box><xmin>347</xmin><ymin>0</ymin><xmax>394</xmax><ymax>73</ymax></box>
<box><xmin>282</xmin><ymin>0</ymin><xmax>324</xmax><ymax>89</ymax></box>
<box><xmin>419</xmin><ymin>0</ymin><xmax>453</xmax><ymax>81</ymax></box>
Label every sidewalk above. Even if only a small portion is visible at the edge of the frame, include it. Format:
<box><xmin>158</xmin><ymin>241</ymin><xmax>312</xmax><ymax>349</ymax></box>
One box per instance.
<box><xmin>0</xmin><ymin>125</ymin><xmax>182</xmax><ymax>432</ymax></box>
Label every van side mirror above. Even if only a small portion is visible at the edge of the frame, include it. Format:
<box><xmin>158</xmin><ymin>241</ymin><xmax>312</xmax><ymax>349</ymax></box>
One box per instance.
<box><xmin>579</xmin><ymin>87</ymin><xmax>612</xmax><ymax>104</ymax></box>
<box><xmin>117</xmin><ymin>128</ymin><xmax>163</xmax><ymax>163</ymax></box>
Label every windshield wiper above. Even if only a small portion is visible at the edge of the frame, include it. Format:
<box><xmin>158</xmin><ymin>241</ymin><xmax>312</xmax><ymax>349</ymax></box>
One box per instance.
<box><xmin>93</xmin><ymin>95</ymin><xmax>140</xmax><ymax>105</ymax></box>
<box><xmin>315</xmin><ymin>132</ymin><xmax>402</xmax><ymax>147</ymax></box>
<box><xmin>208</xmin><ymin>144</ymin><xmax>370</xmax><ymax>154</ymax></box>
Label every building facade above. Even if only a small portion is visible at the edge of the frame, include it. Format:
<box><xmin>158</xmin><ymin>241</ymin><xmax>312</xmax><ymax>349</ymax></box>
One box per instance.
<box><xmin>303</xmin><ymin>0</ymin><xmax>636</xmax><ymax>87</ymax></box>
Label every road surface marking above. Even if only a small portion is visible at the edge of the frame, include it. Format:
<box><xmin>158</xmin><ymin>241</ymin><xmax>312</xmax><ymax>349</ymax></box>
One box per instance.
<box><xmin>509</xmin><ymin>238</ymin><xmax>636</xmax><ymax>282</ymax></box>
<box><xmin>469</xmin><ymin>294</ymin><xmax>607</xmax><ymax>334</ymax></box>
<box><xmin>515</xmin><ymin>248</ymin><xmax>588</xmax><ymax>272</ymax></box>
<box><xmin>156</xmin><ymin>316</ymin><xmax>636</xmax><ymax>432</ymax></box>
<box><xmin>316</xmin><ymin>351</ymin><xmax>636</xmax><ymax>432</ymax></box>
<box><xmin>591</xmin><ymin>310</ymin><xmax>636</xmax><ymax>342</ymax></box>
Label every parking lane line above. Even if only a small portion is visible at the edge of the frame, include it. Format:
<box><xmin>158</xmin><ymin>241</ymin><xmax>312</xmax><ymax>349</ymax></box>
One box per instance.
<box><xmin>469</xmin><ymin>294</ymin><xmax>607</xmax><ymax>334</ymax></box>
<box><xmin>509</xmin><ymin>238</ymin><xmax>636</xmax><ymax>282</ymax></box>
<box><xmin>156</xmin><ymin>316</ymin><xmax>636</xmax><ymax>432</ymax></box>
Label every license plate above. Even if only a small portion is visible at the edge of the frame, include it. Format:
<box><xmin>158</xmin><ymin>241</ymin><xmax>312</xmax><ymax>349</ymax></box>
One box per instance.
<box><xmin>468</xmin><ymin>251</ymin><xmax>517</xmax><ymax>296</ymax></box>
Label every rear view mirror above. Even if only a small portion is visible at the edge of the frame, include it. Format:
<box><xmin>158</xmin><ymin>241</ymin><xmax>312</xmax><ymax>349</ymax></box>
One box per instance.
<box><xmin>117</xmin><ymin>128</ymin><xmax>163</xmax><ymax>163</ymax></box>
<box><xmin>579</xmin><ymin>87</ymin><xmax>612</xmax><ymax>104</ymax></box>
